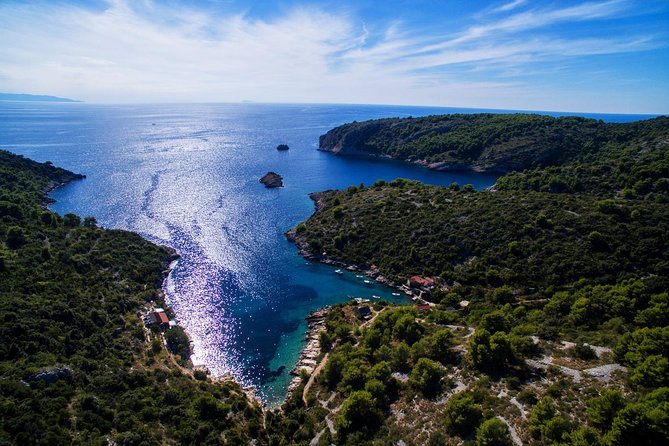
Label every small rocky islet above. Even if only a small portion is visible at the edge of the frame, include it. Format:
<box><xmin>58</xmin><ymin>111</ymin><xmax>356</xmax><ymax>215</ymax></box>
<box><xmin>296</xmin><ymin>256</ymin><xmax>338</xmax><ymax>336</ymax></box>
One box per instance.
<box><xmin>259</xmin><ymin>171</ymin><xmax>283</xmax><ymax>188</ymax></box>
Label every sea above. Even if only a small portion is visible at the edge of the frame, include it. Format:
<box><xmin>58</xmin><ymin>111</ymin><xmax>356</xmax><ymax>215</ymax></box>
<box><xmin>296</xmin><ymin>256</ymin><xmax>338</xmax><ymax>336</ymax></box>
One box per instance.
<box><xmin>0</xmin><ymin>102</ymin><xmax>657</xmax><ymax>404</ymax></box>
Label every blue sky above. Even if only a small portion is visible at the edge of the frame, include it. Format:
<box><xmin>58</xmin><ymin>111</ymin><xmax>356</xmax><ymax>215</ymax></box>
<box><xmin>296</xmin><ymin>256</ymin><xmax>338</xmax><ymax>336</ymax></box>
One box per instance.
<box><xmin>0</xmin><ymin>0</ymin><xmax>667</xmax><ymax>113</ymax></box>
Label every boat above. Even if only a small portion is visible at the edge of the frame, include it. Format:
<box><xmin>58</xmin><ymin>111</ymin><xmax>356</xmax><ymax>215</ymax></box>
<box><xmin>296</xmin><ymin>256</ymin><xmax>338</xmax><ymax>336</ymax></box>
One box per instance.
<box><xmin>392</xmin><ymin>292</ymin><xmax>401</xmax><ymax>296</ymax></box>
<box><xmin>350</xmin><ymin>296</ymin><xmax>370</xmax><ymax>303</ymax></box>
<box><xmin>334</xmin><ymin>269</ymin><xmax>343</xmax><ymax>275</ymax></box>
<box><xmin>372</xmin><ymin>295</ymin><xmax>380</xmax><ymax>299</ymax></box>
<box><xmin>364</xmin><ymin>280</ymin><xmax>372</xmax><ymax>284</ymax></box>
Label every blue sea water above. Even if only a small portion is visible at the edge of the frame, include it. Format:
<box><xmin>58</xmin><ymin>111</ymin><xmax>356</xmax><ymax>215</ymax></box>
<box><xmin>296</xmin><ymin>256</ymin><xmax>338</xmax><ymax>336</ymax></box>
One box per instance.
<box><xmin>0</xmin><ymin>102</ymin><xmax>657</xmax><ymax>404</ymax></box>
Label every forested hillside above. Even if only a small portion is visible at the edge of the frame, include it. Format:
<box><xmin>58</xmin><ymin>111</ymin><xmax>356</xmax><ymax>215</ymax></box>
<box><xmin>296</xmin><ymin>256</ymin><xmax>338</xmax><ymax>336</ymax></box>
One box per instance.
<box><xmin>319</xmin><ymin>114</ymin><xmax>669</xmax><ymax>176</ymax></box>
<box><xmin>0</xmin><ymin>150</ymin><xmax>264</xmax><ymax>445</ymax></box>
<box><xmin>497</xmin><ymin>117</ymin><xmax>669</xmax><ymax>198</ymax></box>
<box><xmin>286</xmin><ymin>116</ymin><xmax>669</xmax><ymax>445</ymax></box>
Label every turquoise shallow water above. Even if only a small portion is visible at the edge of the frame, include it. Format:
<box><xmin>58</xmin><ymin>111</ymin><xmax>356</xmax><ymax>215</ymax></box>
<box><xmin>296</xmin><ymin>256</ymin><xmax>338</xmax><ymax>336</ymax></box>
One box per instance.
<box><xmin>0</xmin><ymin>102</ymin><xmax>654</xmax><ymax>404</ymax></box>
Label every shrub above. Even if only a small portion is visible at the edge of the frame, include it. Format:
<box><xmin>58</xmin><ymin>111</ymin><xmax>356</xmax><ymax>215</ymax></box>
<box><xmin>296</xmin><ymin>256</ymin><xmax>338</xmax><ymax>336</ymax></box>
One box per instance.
<box><xmin>475</xmin><ymin>417</ymin><xmax>513</xmax><ymax>446</ymax></box>
<box><xmin>409</xmin><ymin>358</ymin><xmax>444</xmax><ymax>397</ymax></box>
<box><xmin>335</xmin><ymin>391</ymin><xmax>384</xmax><ymax>441</ymax></box>
<box><xmin>444</xmin><ymin>391</ymin><xmax>483</xmax><ymax>437</ymax></box>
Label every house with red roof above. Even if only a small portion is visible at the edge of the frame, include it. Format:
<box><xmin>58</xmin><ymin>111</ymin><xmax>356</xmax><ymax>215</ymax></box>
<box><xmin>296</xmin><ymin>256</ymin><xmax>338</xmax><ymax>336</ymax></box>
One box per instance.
<box><xmin>408</xmin><ymin>276</ymin><xmax>435</xmax><ymax>289</ymax></box>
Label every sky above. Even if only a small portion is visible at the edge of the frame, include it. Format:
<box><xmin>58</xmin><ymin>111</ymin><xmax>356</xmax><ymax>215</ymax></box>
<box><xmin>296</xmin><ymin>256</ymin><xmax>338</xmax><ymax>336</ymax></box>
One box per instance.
<box><xmin>0</xmin><ymin>0</ymin><xmax>668</xmax><ymax>113</ymax></box>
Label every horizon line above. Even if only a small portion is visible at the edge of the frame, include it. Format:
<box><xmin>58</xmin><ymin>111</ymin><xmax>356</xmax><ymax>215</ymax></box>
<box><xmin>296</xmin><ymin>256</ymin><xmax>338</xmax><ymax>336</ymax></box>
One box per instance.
<box><xmin>0</xmin><ymin>97</ymin><xmax>666</xmax><ymax>117</ymax></box>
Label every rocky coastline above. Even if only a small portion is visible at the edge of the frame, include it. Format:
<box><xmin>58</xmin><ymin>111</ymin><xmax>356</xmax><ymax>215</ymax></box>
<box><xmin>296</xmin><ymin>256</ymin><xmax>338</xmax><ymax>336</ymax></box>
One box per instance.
<box><xmin>287</xmin><ymin>307</ymin><xmax>329</xmax><ymax>395</ymax></box>
<box><xmin>41</xmin><ymin>170</ymin><xmax>86</xmax><ymax>208</ymax></box>
<box><xmin>285</xmin><ymin>192</ymin><xmax>421</xmax><ymax>300</ymax></box>
<box><xmin>316</xmin><ymin>114</ymin><xmax>599</xmax><ymax>174</ymax></box>
<box><xmin>159</xmin><ymin>245</ymin><xmax>181</xmax><ymax>279</ymax></box>
<box><xmin>37</xmin><ymin>154</ymin><xmax>265</xmax><ymax>409</ymax></box>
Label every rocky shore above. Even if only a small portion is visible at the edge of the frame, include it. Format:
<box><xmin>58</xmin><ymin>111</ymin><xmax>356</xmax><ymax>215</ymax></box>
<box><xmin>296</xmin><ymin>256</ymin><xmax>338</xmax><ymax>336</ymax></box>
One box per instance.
<box><xmin>285</xmin><ymin>193</ymin><xmax>435</xmax><ymax>307</ymax></box>
<box><xmin>286</xmin><ymin>192</ymin><xmax>409</xmax><ymax>289</ymax></box>
<box><xmin>41</xmin><ymin>169</ymin><xmax>86</xmax><ymax>208</ymax></box>
<box><xmin>287</xmin><ymin>307</ymin><xmax>329</xmax><ymax>394</ymax></box>
<box><xmin>160</xmin><ymin>245</ymin><xmax>181</xmax><ymax>279</ymax></box>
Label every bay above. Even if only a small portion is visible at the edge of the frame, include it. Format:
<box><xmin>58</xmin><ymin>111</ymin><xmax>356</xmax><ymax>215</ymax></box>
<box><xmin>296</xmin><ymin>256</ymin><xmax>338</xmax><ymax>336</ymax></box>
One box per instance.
<box><xmin>0</xmin><ymin>102</ymin><xmax>654</xmax><ymax>404</ymax></box>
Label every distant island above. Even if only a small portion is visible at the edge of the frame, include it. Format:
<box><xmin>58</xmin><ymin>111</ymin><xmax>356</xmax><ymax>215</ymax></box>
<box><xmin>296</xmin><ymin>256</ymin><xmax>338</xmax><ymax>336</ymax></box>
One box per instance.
<box><xmin>0</xmin><ymin>93</ymin><xmax>80</xmax><ymax>102</ymax></box>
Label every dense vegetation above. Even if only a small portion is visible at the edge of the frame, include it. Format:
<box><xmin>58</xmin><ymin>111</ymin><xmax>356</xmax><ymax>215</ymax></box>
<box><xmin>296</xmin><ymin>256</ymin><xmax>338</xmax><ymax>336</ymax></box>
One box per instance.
<box><xmin>2</xmin><ymin>110</ymin><xmax>668</xmax><ymax>445</ymax></box>
<box><xmin>287</xmin><ymin>115</ymin><xmax>669</xmax><ymax>444</ymax></box>
<box><xmin>295</xmin><ymin>184</ymin><xmax>668</xmax><ymax>295</ymax></box>
<box><xmin>497</xmin><ymin>117</ymin><xmax>669</xmax><ymax>200</ymax></box>
<box><xmin>319</xmin><ymin>113</ymin><xmax>669</xmax><ymax>175</ymax></box>
<box><xmin>0</xmin><ymin>150</ymin><xmax>264</xmax><ymax>445</ymax></box>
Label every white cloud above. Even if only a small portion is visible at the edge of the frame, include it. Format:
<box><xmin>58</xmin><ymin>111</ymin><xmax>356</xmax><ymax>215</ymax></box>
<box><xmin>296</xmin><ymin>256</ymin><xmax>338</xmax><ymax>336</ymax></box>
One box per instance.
<box><xmin>494</xmin><ymin>0</ymin><xmax>528</xmax><ymax>13</ymax></box>
<box><xmin>0</xmin><ymin>0</ymin><xmax>665</xmax><ymax>113</ymax></box>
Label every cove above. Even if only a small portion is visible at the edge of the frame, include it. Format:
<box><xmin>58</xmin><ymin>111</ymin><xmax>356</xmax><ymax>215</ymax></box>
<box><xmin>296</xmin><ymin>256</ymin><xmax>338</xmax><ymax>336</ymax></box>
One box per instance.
<box><xmin>1</xmin><ymin>102</ymin><xmax>645</xmax><ymax>404</ymax></box>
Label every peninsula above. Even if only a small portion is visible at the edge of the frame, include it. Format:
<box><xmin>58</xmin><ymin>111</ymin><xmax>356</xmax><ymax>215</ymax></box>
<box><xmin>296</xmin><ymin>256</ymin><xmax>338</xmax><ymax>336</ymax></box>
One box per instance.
<box><xmin>319</xmin><ymin>113</ymin><xmax>666</xmax><ymax>174</ymax></box>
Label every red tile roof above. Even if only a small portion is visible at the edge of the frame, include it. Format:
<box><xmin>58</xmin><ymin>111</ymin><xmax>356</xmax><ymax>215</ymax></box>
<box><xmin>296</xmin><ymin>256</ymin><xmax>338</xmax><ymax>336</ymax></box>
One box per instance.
<box><xmin>155</xmin><ymin>312</ymin><xmax>169</xmax><ymax>325</ymax></box>
<box><xmin>409</xmin><ymin>276</ymin><xmax>435</xmax><ymax>288</ymax></box>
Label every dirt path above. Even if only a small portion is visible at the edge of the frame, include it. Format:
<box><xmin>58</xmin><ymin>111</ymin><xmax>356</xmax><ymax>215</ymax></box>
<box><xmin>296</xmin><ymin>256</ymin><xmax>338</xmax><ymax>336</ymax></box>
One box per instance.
<box><xmin>303</xmin><ymin>352</ymin><xmax>330</xmax><ymax>405</ymax></box>
<box><xmin>497</xmin><ymin>416</ymin><xmax>523</xmax><ymax>445</ymax></box>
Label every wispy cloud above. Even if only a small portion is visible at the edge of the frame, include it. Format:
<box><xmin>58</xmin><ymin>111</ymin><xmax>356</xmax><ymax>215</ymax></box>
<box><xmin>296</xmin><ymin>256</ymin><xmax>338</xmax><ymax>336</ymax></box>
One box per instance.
<box><xmin>446</xmin><ymin>0</ymin><xmax>630</xmax><ymax>46</ymax></box>
<box><xmin>494</xmin><ymin>0</ymin><xmax>528</xmax><ymax>13</ymax></box>
<box><xmin>0</xmin><ymin>0</ymin><xmax>666</xmax><ymax>113</ymax></box>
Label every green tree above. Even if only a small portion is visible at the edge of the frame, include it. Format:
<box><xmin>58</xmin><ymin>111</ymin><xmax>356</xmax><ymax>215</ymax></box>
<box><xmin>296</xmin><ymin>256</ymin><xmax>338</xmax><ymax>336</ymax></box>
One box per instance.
<box><xmin>63</xmin><ymin>213</ymin><xmax>81</xmax><ymax>227</ymax></box>
<box><xmin>367</xmin><ymin>361</ymin><xmax>392</xmax><ymax>385</ymax></box>
<box><xmin>364</xmin><ymin>379</ymin><xmax>389</xmax><ymax>408</ymax></box>
<box><xmin>83</xmin><ymin>216</ymin><xmax>97</xmax><ymax>228</ymax></box>
<box><xmin>335</xmin><ymin>391</ymin><xmax>384</xmax><ymax>441</ymax></box>
<box><xmin>339</xmin><ymin>359</ymin><xmax>368</xmax><ymax>393</ymax></box>
<box><xmin>528</xmin><ymin>396</ymin><xmax>575</xmax><ymax>443</ymax></box>
<box><xmin>5</xmin><ymin>226</ymin><xmax>26</xmax><ymax>249</ymax></box>
<box><xmin>479</xmin><ymin>310</ymin><xmax>511</xmax><ymax>333</ymax></box>
<box><xmin>469</xmin><ymin>329</ymin><xmax>516</xmax><ymax>372</ymax></box>
<box><xmin>587</xmin><ymin>390</ymin><xmax>626</xmax><ymax>429</ymax></box>
<box><xmin>164</xmin><ymin>327</ymin><xmax>190</xmax><ymax>362</ymax></box>
<box><xmin>392</xmin><ymin>342</ymin><xmax>412</xmax><ymax>372</ymax></box>
<box><xmin>444</xmin><ymin>391</ymin><xmax>483</xmax><ymax>437</ymax></box>
<box><xmin>392</xmin><ymin>314</ymin><xmax>423</xmax><ymax>345</ymax></box>
<box><xmin>322</xmin><ymin>352</ymin><xmax>346</xmax><ymax>389</ymax></box>
<box><xmin>412</xmin><ymin>328</ymin><xmax>455</xmax><ymax>364</ymax></box>
<box><xmin>606</xmin><ymin>388</ymin><xmax>669</xmax><ymax>445</ymax></box>
<box><xmin>529</xmin><ymin>396</ymin><xmax>556</xmax><ymax>439</ymax></box>
<box><xmin>630</xmin><ymin>355</ymin><xmax>669</xmax><ymax>388</ymax></box>
<box><xmin>569</xmin><ymin>426</ymin><xmax>602</xmax><ymax>446</ymax></box>
<box><xmin>409</xmin><ymin>358</ymin><xmax>444</xmax><ymax>397</ymax></box>
<box><xmin>475</xmin><ymin>418</ymin><xmax>513</xmax><ymax>446</ymax></box>
<box><xmin>319</xmin><ymin>331</ymin><xmax>333</xmax><ymax>352</ymax></box>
